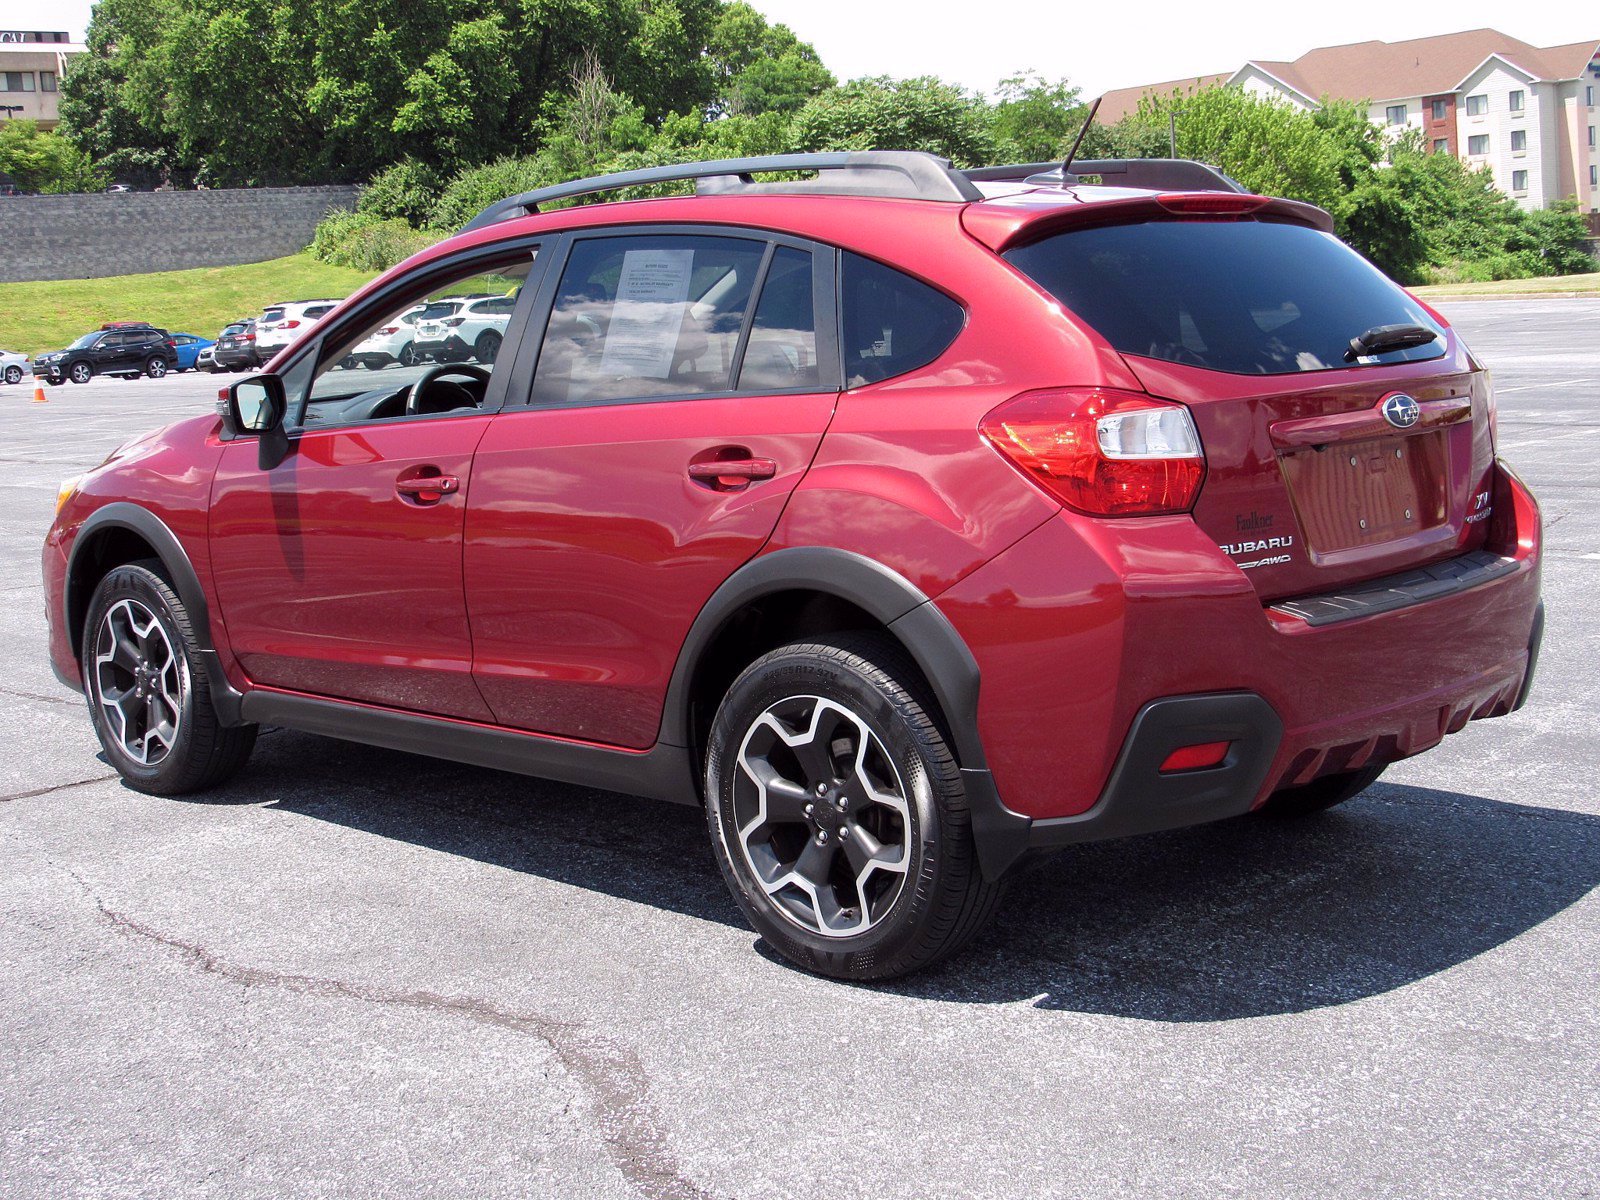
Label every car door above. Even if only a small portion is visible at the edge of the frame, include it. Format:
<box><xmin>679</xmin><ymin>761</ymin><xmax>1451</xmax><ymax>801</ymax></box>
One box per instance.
<box><xmin>465</xmin><ymin>231</ymin><xmax>840</xmax><ymax>748</ymax></box>
<box><xmin>208</xmin><ymin>243</ymin><xmax>546</xmax><ymax>719</ymax></box>
<box><xmin>89</xmin><ymin>333</ymin><xmax>123</xmax><ymax>372</ymax></box>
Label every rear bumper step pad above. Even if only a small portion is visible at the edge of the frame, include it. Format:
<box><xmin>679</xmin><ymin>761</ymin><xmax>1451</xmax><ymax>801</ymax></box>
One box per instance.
<box><xmin>1270</xmin><ymin>550</ymin><xmax>1517</xmax><ymax>627</ymax></box>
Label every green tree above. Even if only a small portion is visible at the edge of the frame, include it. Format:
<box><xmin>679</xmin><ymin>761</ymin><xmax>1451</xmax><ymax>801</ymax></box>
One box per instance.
<box><xmin>789</xmin><ymin>76</ymin><xmax>995</xmax><ymax>166</ymax></box>
<box><xmin>706</xmin><ymin>2</ymin><xmax>833</xmax><ymax>116</ymax></box>
<box><xmin>990</xmin><ymin>73</ymin><xmax>1088</xmax><ymax>163</ymax></box>
<box><xmin>0</xmin><ymin>120</ymin><xmax>104</xmax><ymax>193</ymax></box>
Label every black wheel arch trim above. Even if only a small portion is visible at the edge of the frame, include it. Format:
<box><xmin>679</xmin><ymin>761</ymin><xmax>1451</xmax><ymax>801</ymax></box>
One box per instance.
<box><xmin>66</xmin><ymin>503</ymin><xmax>246</xmax><ymax>724</ymax></box>
<box><xmin>657</xmin><ymin>547</ymin><xmax>989</xmax><ymax>768</ymax></box>
<box><xmin>657</xmin><ymin>546</ymin><xmax>1023</xmax><ymax>878</ymax></box>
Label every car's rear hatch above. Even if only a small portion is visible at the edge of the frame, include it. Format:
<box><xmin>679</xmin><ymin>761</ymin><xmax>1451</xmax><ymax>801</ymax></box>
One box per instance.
<box><xmin>992</xmin><ymin>202</ymin><xmax>1496</xmax><ymax>602</ymax></box>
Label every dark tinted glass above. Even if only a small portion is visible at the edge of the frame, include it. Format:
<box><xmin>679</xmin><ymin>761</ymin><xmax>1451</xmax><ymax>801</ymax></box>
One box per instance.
<box><xmin>1005</xmin><ymin>220</ymin><xmax>1445</xmax><ymax>375</ymax></box>
<box><xmin>738</xmin><ymin>247</ymin><xmax>818</xmax><ymax>392</ymax></box>
<box><xmin>840</xmin><ymin>253</ymin><xmax>964</xmax><ymax>387</ymax></box>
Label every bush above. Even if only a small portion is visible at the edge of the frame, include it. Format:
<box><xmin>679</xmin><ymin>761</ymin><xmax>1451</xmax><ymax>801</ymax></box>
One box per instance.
<box><xmin>357</xmin><ymin>159</ymin><xmax>442</xmax><ymax>226</ymax></box>
<box><xmin>309</xmin><ymin>210</ymin><xmax>439</xmax><ymax>272</ymax></box>
<box><xmin>428</xmin><ymin>155</ymin><xmax>559</xmax><ymax>231</ymax></box>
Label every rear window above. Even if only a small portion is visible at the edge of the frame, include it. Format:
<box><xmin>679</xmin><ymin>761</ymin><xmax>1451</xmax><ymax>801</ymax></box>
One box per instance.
<box><xmin>262</xmin><ymin>308</ymin><xmax>285</xmax><ymax>322</ymax></box>
<box><xmin>1004</xmin><ymin>220</ymin><xmax>1446</xmax><ymax>375</ymax></box>
<box><xmin>418</xmin><ymin>302</ymin><xmax>459</xmax><ymax>320</ymax></box>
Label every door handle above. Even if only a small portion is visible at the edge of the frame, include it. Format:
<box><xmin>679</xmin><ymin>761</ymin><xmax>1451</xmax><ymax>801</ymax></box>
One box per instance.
<box><xmin>395</xmin><ymin>473</ymin><xmax>459</xmax><ymax>502</ymax></box>
<box><xmin>687</xmin><ymin>458</ymin><xmax>778</xmax><ymax>489</ymax></box>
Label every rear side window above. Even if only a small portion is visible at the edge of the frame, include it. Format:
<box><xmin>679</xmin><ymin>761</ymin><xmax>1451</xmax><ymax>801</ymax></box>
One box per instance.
<box><xmin>840</xmin><ymin>253</ymin><xmax>964</xmax><ymax>387</ymax></box>
<box><xmin>1005</xmin><ymin>220</ymin><xmax>1445</xmax><ymax>375</ymax></box>
<box><xmin>738</xmin><ymin>246</ymin><xmax>819</xmax><ymax>392</ymax></box>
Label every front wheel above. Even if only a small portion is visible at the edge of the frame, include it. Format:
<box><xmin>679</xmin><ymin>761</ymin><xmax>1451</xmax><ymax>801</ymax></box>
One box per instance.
<box><xmin>82</xmin><ymin>563</ymin><xmax>257</xmax><ymax>795</ymax></box>
<box><xmin>69</xmin><ymin>361</ymin><xmax>93</xmax><ymax>384</ymax></box>
<box><xmin>705</xmin><ymin>633</ymin><xmax>1003</xmax><ymax>981</ymax></box>
<box><xmin>145</xmin><ymin>357</ymin><xmax>168</xmax><ymax>379</ymax></box>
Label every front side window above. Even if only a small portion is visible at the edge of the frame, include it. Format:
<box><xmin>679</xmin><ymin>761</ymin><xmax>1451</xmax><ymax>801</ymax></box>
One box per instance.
<box><xmin>532</xmin><ymin>234</ymin><xmax>765</xmax><ymax>406</ymax></box>
<box><xmin>1468</xmin><ymin>134</ymin><xmax>1490</xmax><ymax>156</ymax></box>
<box><xmin>1386</xmin><ymin>105</ymin><xmax>1407</xmax><ymax>126</ymax></box>
<box><xmin>1512</xmin><ymin>170</ymin><xmax>1529</xmax><ymax>192</ymax></box>
<box><xmin>840</xmin><ymin>253</ymin><xmax>965</xmax><ymax>387</ymax></box>
<box><xmin>294</xmin><ymin>250</ymin><xmax>537</xmax><ymax>428</ymax></box>
<box><xmin>1004</xmin><ymin>219</ymin><xmax>1446</xmax><ymax>377</ymax></box>
<box><xmin>1509</xmin><ymin>90</ymin><xmax>1524</xmax><ymax>112</ymax></box>
<box><xmin>1465</xmin><ymin>94</ymin><xmax>1488</xmax><ymax>117</ymax></box>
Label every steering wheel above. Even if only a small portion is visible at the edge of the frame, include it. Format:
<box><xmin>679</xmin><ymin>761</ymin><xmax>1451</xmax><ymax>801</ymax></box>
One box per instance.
<box><xmin>405</xmin><ymin>362</ymin><xmax>492</xmax><ymax>416</ymax></box>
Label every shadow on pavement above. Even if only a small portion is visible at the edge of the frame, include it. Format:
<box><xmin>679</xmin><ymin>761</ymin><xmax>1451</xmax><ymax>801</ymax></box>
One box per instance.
<box><xmin>204</xmin><ymin>729</ymin><xmax>1600</xmax><ymax>1021</ymax></box>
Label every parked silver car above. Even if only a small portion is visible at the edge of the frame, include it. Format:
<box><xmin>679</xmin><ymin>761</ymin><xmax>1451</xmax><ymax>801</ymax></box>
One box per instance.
<box><xmin>1</xmin><ymin>348</ymin><xmax>32</xmax><ymax>385</ymax></box>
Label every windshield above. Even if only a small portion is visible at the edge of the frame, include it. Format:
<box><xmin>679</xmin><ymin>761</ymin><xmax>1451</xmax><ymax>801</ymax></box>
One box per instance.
<box><xmin>68</xmin><ymin>333</ymin><xmax>100</xmax><ymax>350</ymax></box>
<box><xmin>1005</xmin><ymin>219</ymin><xmax>1446</xmax><ymax>375</ymax></box>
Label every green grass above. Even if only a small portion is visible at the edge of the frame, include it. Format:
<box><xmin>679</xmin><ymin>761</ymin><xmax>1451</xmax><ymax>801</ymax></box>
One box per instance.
<box><xmin>1412</xmin><ymin>272</ymin><xmax>1600</xmax><ymax>299</ymax></box>
<box><xmin>0</xmin><ymin>253</ymin><xmax>378</xmax><ymax>357</ymax></box>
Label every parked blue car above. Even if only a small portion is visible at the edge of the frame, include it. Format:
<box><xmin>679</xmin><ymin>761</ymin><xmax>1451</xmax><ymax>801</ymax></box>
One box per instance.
<box><xmin>168</xmin><ymin>333</ymin><xmax>215</xmax><ymax>372</ymax></box>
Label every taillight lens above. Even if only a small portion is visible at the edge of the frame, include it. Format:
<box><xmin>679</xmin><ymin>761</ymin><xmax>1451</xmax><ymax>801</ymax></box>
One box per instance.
<box><xmin>444</xmin><ymin>317</ymin><xmax>465</xmax><ymax>327</ymax></box>
<box><xmin>1155</xmin><ymin>193</ymin><xmax>1271</xmax><ymax>216</ymax></box>
<box><xmin>378</xmin><ymin>326</ymin><xmax>398</xmax><ymax>335</ymax></box>
<box><xmin>284</xmin><ymin>319</ymin><xmax>301</xmax><ymax>329</ymax></box>
<box><xmin>980</xmin><ymin>388</ymin><xmax>1206</xmax><ymax>516</ymax></box>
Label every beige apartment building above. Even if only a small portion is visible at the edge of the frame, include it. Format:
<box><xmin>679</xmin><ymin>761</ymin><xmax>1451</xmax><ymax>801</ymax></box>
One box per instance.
<box><xmin>0</xmin><ymin>31</ymin><xmax>84</xmax><ymax>129</ymax></box>
<box><xmin>1100</xmin><ymin>29</ymin><xmax>1600</xmax><ymax>230</ymax></box>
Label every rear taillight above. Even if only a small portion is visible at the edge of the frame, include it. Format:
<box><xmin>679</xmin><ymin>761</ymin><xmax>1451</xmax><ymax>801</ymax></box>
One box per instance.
<box><xmin>378</xmin><ymin>326</ymin><xmax>399</xmax><ymax>335</ymax></box>
<box><xmin>443</xmin><ymin>317</ymin><xmax>465</xmax><ymax>327</ymax></box>
<box><xmin>241</xmin><ymin>333</ymin><xmax>255</xmax><ymax>341</ymax></box>
<box><xmin>284</xmin><ymin>320</ymin><xmax>301</xmax><ymax>329</ymax></box>
<box><xmin>980</xmin><ymin>388</ymin><xmax>1206</xmax><ymax>517</ymax></box>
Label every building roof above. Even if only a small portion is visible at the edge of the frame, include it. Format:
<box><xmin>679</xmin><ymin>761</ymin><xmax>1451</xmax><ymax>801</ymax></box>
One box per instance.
<box><xmin>1098</xmin><ymin>29</ymin><xmax>1600</xmax><ymax>118</ymax></box>
<box><xmin>1097</xmin><ymin>73</ymin><xmax>1231</xmax><ymax>123</ymax></box>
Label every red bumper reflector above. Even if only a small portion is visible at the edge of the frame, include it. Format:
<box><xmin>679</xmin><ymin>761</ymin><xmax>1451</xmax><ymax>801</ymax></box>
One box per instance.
<box><xmin>1159</xmin><ymin>741</ymin><xmax>1232</xmax><ymax>773</ymax></box>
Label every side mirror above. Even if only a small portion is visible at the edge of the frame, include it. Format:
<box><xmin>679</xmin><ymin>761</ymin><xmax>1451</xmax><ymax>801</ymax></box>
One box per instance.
<box><xmin>226</xmin><ymin>376</ymin><xmax>290</xmax><ymax>470</ymax></box>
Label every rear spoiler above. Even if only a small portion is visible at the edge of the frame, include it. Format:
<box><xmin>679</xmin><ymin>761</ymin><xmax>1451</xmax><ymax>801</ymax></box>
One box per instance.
<box><xmin>963</xmin><ymin>159</ymin><xmax>1247</xmax><ymax>194</ymax></box>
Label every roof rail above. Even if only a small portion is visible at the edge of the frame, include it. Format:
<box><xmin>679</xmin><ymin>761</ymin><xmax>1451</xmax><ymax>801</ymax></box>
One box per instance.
<box><xmin>458</xmin><ymin>151</ymin><xmax>984</xmax><ymax>234</ymax></box>
<box><xmin>962</xmin><ymin>158</ymin><xmax>1247</xmax><ymax>194</ymax></box>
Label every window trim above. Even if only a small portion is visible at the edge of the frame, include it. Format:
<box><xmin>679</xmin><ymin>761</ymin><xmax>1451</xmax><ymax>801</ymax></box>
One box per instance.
<box><xmin>1511</xmin><ymin>170</ymin><xmax>1529</xmax><ymax>193</ymax></box>
<box><xmin>1468</xmin><ymin>134</ymin><xmax>1490</xmax><ymax>156</ymax></box>
<box><xmin>1465</xmin><ymin>93</ymin><xmax>1488</xmax><ymax>117</ymax></box>
<box><xmin>1508</xmin><ymin>90</ymin><xmax>1524</xmax><ymax>113</ymax></box>
<box><xmin>1385</xmin><ymin>104</ymin><xmax>1408</xmax><ymax>127</ymax></box>
<box><xmin>264</xmin><ymin>236</ymin><xmax>550</xmax><ymax>437</ymax></box>
<box><xmin>509</xmin><ymin>223</ymin><xmax>842</xmax><ymax>412</ymax></box>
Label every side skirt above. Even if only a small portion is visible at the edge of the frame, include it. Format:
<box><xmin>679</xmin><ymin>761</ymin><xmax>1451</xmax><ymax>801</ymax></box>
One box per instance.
<box><xmin>240</xmin><ymin>689</ymin><xmax>699</xmax><ymax>805</ymax></box>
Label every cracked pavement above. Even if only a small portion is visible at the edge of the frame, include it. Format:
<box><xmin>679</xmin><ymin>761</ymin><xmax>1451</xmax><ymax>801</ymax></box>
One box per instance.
<box><xmin>2</xmin><ymin>300</ymin><xmax>1598</xmax><ymax>1198</ymax></box>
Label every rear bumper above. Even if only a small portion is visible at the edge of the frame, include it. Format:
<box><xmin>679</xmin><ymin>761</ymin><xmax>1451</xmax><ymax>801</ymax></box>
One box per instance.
<box><xmin>942</xmin><ymin>459</ymin><xmax>1543</xmax><ymax>876</ymax></box>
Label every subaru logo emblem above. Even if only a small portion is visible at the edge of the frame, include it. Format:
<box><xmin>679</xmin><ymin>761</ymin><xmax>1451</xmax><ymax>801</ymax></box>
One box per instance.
<box><xmin>1381</xmin><ymin>393</ymin><xmax>1420</xmax><ymax>429</ymax></box>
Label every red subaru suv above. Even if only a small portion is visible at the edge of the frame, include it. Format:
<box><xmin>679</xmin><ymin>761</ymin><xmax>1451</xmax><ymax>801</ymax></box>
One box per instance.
<box><xmin>43</xmin><ymin>152</ymin><xmax>1543</xmax><ymax>980</ymax></box>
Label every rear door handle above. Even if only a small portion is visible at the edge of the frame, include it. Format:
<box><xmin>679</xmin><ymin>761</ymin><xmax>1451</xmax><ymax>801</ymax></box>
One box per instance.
<box><xmin>395</xmin><ymin>473</ymin><xmax>459</xmax><ymax>502</ymax></box>
<box><xmin>687</xmin><ymin>458</ymin><xmax>777</xmax><ymax>488</ymax></box>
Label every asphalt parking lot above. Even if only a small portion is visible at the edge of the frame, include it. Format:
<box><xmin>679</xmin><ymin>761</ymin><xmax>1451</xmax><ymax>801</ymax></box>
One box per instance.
<box><xmin>2</xmin><ymin>301</ymin><xmax>1597</xmax><ymax>1199</ymax></box>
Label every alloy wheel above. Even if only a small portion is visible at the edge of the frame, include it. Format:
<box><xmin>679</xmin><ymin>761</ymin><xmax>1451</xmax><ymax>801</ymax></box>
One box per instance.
<box><xmin>147</xmin><ymin>358</ymin><xmax>168</xmax><ymax>378</ymax></box>
<box><xmin>3</xmin><ymin>366</ymin><xmax>19</xmax><ymax>385</ymax></box>
<box><xmin>733</xmin><ymin>695</ymin><xmax>911</xmax><ymax>938</ymax></box>
<box><xmin>93</xmin><ymin>597</ymin><xmax>186</xmax><ymax>766</ymax></box>
<box><xmin>70</xmin><ymin>362</ymin><xmax>92</xmax><ymax>384</ymax></box>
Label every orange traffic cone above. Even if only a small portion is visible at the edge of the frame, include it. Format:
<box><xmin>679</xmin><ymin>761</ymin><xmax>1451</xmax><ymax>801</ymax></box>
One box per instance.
<box><xmin>32</xmin><ymin>383</ymin><xmax>47</xmax><ymax>404</ymax></box>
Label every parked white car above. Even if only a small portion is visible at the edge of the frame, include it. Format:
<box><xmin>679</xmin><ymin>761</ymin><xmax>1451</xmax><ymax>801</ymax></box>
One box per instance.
<box><xmin>348</xmin><ymin>303</ymin><xmax>426</xmax><ymax>369</ymax></box>
<box><xmin>413</xmin><ymin>294</ymin><xmax>517</xmax><ymax>364</ymax></box>
<box><xmin>1</xmin><ymin>348</ymin><xmax>31</xmax><ymax>385</ymax></box>
<box><xmin>255</xmin><ymin>299</ymin><xmax>341</xmax><ymax>362</ymax></box>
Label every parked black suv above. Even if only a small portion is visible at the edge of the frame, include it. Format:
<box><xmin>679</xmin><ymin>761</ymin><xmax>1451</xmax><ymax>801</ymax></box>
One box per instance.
<box><xmin>33</xmin><ymin>325</ymin><xmax>180</xmax><ymax>384</ymax></box>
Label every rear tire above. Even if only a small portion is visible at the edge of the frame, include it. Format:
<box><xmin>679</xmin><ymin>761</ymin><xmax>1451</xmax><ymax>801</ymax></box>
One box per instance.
<box><xmin>1260</xmin><ymin>765</ymin><xmax>1385</xmax><ymax>818</ymax></box>
<box><xmin>705</xmin><ymin>632</ymin><xmax>1004</xmax><ymax>981</ymax></box>
<box><xmin>145</xmin><ymin>357</ymin><xmax>168</xmax><ymax>379</ymax></box>
<box><xmin>3</xmin><ymin>365</ymin><xmax>20</xmax><ymax>385</ymax></box>
<box><xmin>474</xmin><ymin>331</ymin><xmax>501</xmax><ymax>364</ymax></box>
<box><xmin>82</xmin><ymin>563</ymin><xmax>257</xmax><ymax>795</ymax></box>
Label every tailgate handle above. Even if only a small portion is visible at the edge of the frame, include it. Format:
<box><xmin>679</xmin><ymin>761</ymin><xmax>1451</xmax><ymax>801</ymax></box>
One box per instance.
<box><xmin>1271</xmin><ymin>397</ymin><xmax>1472</xmax><ymax>450</ymax></box>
